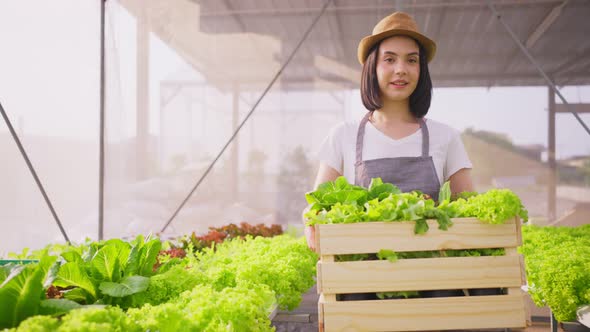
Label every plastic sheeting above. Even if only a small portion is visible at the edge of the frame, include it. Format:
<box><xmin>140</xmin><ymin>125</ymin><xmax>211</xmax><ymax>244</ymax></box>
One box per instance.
<box><xmin>1</xmin><ymin>0</ymin><xmax>589</xmax><ymax>255</ymax></box>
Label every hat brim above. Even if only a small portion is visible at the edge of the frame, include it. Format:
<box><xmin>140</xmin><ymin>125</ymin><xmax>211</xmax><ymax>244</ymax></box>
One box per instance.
<box><xmin>357</xmin><ymin>29</ymin><xmax>437</xmax><ymax>65</ymax></box>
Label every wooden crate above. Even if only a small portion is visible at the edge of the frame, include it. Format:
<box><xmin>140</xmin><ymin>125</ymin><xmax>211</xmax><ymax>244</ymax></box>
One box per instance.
<box><xmin>315</xmin><ymin>217</ymin><xmax>529</xmax><ymax>332</ymax></box>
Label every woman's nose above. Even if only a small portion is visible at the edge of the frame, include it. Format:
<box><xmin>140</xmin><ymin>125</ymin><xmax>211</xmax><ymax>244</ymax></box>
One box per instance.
<box><xmin>394</xmin><ymin>62</ymin><xmax>408</xmax><ymax>75</ymax></box>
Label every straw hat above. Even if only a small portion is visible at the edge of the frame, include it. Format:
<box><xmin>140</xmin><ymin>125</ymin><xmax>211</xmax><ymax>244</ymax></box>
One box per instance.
<box><xmin>357</xmin><ymin>12</ymin><xmax>437</xmax><ymax>65</ymax></box>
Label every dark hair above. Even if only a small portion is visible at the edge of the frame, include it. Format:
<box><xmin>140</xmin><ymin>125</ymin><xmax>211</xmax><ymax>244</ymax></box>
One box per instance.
<box><xmin>360</xmin><ymin>38</ymin><xmax>432</xmax><ymax>118</ymax></box>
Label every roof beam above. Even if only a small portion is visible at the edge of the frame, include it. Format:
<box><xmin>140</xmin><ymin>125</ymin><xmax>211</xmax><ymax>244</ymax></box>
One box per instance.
<box><xmin>432</xmin><ymin>6</ymin><xmax>447</xmax><ymax>44</ymax></box>
<box><xmin>315</xmin><ymin>55</ymin><xmax>360</xmax><ymax>83</ymax></box>
<box><xmin>553</xmin><ymin>49</ymin><xmax>590</xmax><ymax>76</ymax></box>
<box><xmin>222</xmin><ymin>0</ymin><xmax>247</xmax><ymax>31</ymax></box>
<box><xmin>433</xmin><ymin>71</ymin><xmax>590</xmax><ymax>84</ymax></box>
<box><xmin>552</xmin><ymin>47</ymin><xmax>590</xmax><ymax>76</ymax></box>
<box><xmin>499</xmin><ymin>0</ymin><xmax>568</xmax><ymax>77</ymax></box>
<box><xmin>525</xmin><ymin>0</ymin><xmax>569</xmax><ymax>49</ymax></box>
<box><xmin>198</xmin><ymin>0</ymin><xmax>567</xmax><ymax>18</ymax></box>
<box><xmin>332</xmin><ymin>1</ymin><xmax>347</xmax><ymax>60</ymax></box>
<box><xmin>555</xmin><ymin>103</ymin><xmax>590</xmax><ymax>113</ymax></box>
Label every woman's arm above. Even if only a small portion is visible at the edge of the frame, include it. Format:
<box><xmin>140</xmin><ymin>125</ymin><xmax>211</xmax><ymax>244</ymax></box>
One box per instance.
<box><xmin>303</xmin><ymin>163</ymin><xmax>342</xmax><ymax>252</ymax></box>
<box><xmin>449</xmin><ymin>168</ymin><xmax>474</xmax><ymax>196</ymax></box>
<box><xmin>313</xmin><ymin>163</ymin><xmax>342</xmax><ymax>190</ymax></box>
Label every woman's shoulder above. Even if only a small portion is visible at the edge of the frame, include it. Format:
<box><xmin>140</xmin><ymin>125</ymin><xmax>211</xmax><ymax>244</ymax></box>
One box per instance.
<box><xmin>327</xmin><ymin>118</ymin><xmax>361</xmax><ymax>138</ymax></box>
<box><xmin>423</xmin><ymin>118</ymin><xmax>462</xmax><ymax>141</ymax></box>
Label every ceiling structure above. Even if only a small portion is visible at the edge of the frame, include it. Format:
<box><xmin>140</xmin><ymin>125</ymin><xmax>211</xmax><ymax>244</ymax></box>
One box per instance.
<box><xmin>119</xmin><ymin>0</ymin><xmax>590</xmax><ymax>90</ymax></box>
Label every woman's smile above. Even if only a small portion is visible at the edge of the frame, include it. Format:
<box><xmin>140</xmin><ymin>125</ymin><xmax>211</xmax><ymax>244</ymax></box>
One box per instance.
<box><xmin>390</xmin><ymin>80</ymin><xmax>409</xmax><ymax>88</ymax></box>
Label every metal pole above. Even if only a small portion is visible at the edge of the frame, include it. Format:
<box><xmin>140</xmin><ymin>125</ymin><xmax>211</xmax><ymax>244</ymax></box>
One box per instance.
<box><xmin>548</xmin><ymin>86</ymin><xmax>556</xmax><ymax>221</ymax></box>
<box><xmin>136</xmin><ymin>7</ymin><xmax>150</xmax><ymax>181</ymax></box>
<box><xmin>486</xmin><ymin>0</ymin><xmax>590</xmax><ymax>137</ymax></box>
<box><xmin>98</xmin><ymin>0</ymin><xmax>106</xmax><ymax>241</ymax></box>
<box><xmin>159</xmin><ymin>0</ymin><xmax>334</xmax><ymax>233</ymax></box>
<box><xmin>231</xmin><ymin>82</ymin><xmax>239</xmax><ymax>202</ymax></box>
<box><xmin>0</xmin><ymin>102</ymin><xmax>70</xmax><ymax>244</ymax></box>
<box><xmin>551</xmin><ymin>311</ymin><xmax>558</xmax><ymax>332</ymax></box>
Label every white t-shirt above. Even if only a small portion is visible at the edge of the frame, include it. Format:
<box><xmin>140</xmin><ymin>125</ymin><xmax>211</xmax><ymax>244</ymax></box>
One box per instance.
<box><xmin>315</xmin><ymin>117</ymin><xmax>472</xmax><ymax>185</ymax></box>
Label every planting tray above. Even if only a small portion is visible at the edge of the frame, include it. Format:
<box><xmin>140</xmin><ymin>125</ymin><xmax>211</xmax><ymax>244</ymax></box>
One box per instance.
<box><xmin>315</xmin><ymin>217</ymin><xmax>529</xmax><ymax>332</ymax></box>
<box><xmin>0</xmin><ymin>259</ymin><xmax>39</xmax><ymax>266</ymax></box>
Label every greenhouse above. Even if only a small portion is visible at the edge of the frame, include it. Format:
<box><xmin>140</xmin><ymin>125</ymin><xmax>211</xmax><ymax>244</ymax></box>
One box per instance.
<box><xmin>1</xmin><ymin>0</ymin><xmax>589</xmax><ymax>331</ymax></box>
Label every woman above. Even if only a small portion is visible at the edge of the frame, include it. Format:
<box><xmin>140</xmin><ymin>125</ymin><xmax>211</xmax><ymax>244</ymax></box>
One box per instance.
<box><xmin>305</xmin><ymin>12</ymin><xmax>473</xmax><ymax>251</ymax></box>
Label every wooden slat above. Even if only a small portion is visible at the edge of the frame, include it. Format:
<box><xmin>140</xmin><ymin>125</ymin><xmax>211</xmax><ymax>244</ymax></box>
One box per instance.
<box><xmin>316</xmin><ymin>260</ymin><xmax>323</xmax><ymax>294</ymax></box>
<box><xmin>318</xmin><ymin>256</ymin><xmax>522</xmax><ymax>294</ymax></box>
<box><xmin>318</xmin><ymin>294</ymin><xmax>326</xmax><ymax>332</ymax></box>
<box><xmin>519</xmin><ymin>255</ymin><xmax>527</xmax><ymax>288</ymax></box>
<box><xmin>267</xmin><ymin>303</ymin><xmax>278</xmax><ymax>321</ymax></box>
<box><xmin>323</xmin><ymin>294</ymin><xmax>527</xmax><ymax>332</ymax></box>
<box><xmin>317</xmin><ymin>218</ymin><xmax>518</xmax><ymax>255</ymax></box>
<box><xmin>321</xmin><ymin>254</ymin><xmax>337</xmax><ymax>302</ymax></box>
<box><xmin>506</xmin><ymin>245</ymin><xmax>528</xmax><ymax>286</ymax></box>
<box><xmin>515</xmin><ymin>217</ymin><xmax>523</xmax><ymax>246</ymax></box>
<box><xmin>508</xmin><ymin>288</ymin><xmax>532</xmax><ymax>326</ymax></box>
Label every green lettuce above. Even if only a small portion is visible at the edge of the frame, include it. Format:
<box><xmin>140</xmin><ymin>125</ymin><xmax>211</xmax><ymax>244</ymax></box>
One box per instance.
<box><xmin>0</xmin><ymin>255</ymin><xmax>60</xmax><ymax>329</ymax></box>
<box><xmin>53</xmin><ymin>235</ymin><xmax>162</xmax><ymax>308</ymax></box>
<box><xmin>520</xmin><ymin>225</ymin><xmax>590</xmax><ymax>321</ymax></box>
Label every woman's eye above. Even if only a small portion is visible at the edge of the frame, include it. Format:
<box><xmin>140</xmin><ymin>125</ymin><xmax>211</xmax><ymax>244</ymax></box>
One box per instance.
<box><xmin>409</xmin><ymin>58</ymin><xmax>418</xmax><ymax>63</ymax></box>
<box><xmin>384</xmin><ymin>58</ymin><xmax>393</xmax><ymax>63</ymax></box>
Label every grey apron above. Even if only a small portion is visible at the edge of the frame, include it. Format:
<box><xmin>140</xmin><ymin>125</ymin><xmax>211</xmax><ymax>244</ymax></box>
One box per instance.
<box><xmin>354</xmin><ymin>112</ymin><xmax>441</xmax><ymax>201</ymax></box>
<box><xmin>339</xmin><ymin>113</ymin><xmax>448</xmax><ymax>302</ymax></box>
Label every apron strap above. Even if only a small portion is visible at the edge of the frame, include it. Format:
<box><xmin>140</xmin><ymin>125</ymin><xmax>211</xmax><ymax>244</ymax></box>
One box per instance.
<box><xmin>355</xmin><ymin>112</ymin><xmax>372</xmax><ymax>166</ymax></box>
<box><xmin>355</xmin><ymin>112</ymin><xmax>430</xmax><ymax>165</ymax></box>
<box><xmin>419</xmin><ymin>118</ymin><xmax>430</xmax><ymax>157</ymax></box>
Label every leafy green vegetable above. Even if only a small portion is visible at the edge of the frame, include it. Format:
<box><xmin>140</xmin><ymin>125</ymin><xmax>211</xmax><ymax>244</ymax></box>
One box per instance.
<box><xmin>137</xmin><ymin>238</ymin><xmax>162</xmax><ymax>277</ymax></box>
<box><xmin>368</xmin><ymin>178</ymin><xmax>401</xmax><ymax>201</ymax></box>
<box><xmin>377</xmin><ymin>250</ymin><xmax>398</xmax><ymax>263</ymax></box>
<box><xmin>130</xmin><ymin>265</ymin><xmax>203</xmax><ymax>307</ymax></box>
<box><xmin>1</xmin><ymin>264</ymin><xmax>11</xmax><ymax>284</ymax></box>
<box><xmin>124</xmin><ymin>239</ymin><xmax>142</xmax><ymax>276</ymax></box>
<box><xmin>48</xmin><ymin>235</ymin><xmax>169</xmax><ymax>308</ymax></box>
<box><xmin>376</xmin><ymin>291</ymin><xmax>419</xmax><ymax>299</ymax></box>
<box><xmin>91</xmin><ymin>245</ymin><xmax>121</xmax><ymax>283</ymax></box>
<box><xmin>413</xmin><ymin>219</ymin><xmax>429</xmax><ymax>235</ymax></box>
<box><xmin>307</xmin><ymin>184</ymin><xmax>452</xmax><ymax>234</ymax></box>
<box><xmin>0</xmin><ymin>254</ymin><xmax>59</xmax><ymax>330</ymax></box>
<box><xmin>452</xmin><ymin>191</ymin><xmax>478</xmax><ymax>201</ymax></box>
<box><xmin>190</xmin><ymin>235</ymin><xmax>317</xmax><ymax>311</ymax></box>
<box><xmin>60</xmin><ymin>251</ymin><xmax>83</xmax><ymax>264</ymax></box>
<box><xmin>457</xmin><ymin>189</ymin><xmax>528</xmax><ymax>224</ymax></box>
<box><xmin>38</xmin><ymin>299</ymin><xmax>82</xmax><ymax>316</ymax></box>
<box><xmin>11</xmin><ymin>315</ymin><xmax>59</xmax><ymax>332</ymax></box>
<box><xmin>61</xmin><ymin>288</ymin><xmax>90</xmax><ymax>303</ymax></box>
<box><xmin>305</xmin><ymin>176</ymin><xmax>369</xmax><ymax>213</ymax></box>
<box><xmin>305</xmin><ymin>177</ymin><xmax>528</xmax><ymax>234</ymax></box>
<box><xmin>54</xmin><ymin>262</ymin><xmax>97</xmax><ymax>302</ymax></box>
<box><xmin>0</xmin><ymin>264</ymin><xmax>45</xmax><ymax>329</ymax></box>
<box><xmin>58</xmin><ymin>307</ymin><xmax>142</xmax><ymax>332</ymax></box>
<box><xmin>99</xmin><ymin>276</ymin><xmax>149</xmax><ymax>298</ymax></box>
<box><xmin>438</xmin><ymin>181</ymin><xmax>451</xmax><ymax>205</ymax></box>
<box><xmin>520</xmin><ymin>225</ymin><xmax>590</xmax><ymax>322</ymax></box>
<box><xmin>128</xmin><ymin>283</ymin><xmax>276</xmax><ymax>332</ymax></box>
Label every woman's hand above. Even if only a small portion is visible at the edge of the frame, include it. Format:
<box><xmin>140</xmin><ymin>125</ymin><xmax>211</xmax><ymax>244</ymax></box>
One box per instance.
<box><xmin>304</xmin><ymin>225</ymin><xmax>317</xmax><ymax>252</ymax></box>
<box><xmin>303</xmin><ymin>162</ymin><xmax>341</xmax><ymax>253</ymax></box>
<box><xmin>302</xmin><ymin>205</ymin><xmax>317</xmax><ymax>252</ymax></box>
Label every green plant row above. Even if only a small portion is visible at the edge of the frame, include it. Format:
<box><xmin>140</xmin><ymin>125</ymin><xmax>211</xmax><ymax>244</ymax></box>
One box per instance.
<box><xmin>1</xmin><ymin>235</ymin><xmax>317</xmax><ymax>331</ymax></box>
<box><xmin>519</xmin><ymin>224</ymin><xmax>590</xmax><ymax>322</ymax></box>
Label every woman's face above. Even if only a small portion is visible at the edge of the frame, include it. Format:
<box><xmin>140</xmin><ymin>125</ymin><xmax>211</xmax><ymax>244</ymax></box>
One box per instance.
<box><xmin>376</xmin><ymin>36</ymin><xmax>421</xmax><ymax>103</ymax></box>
